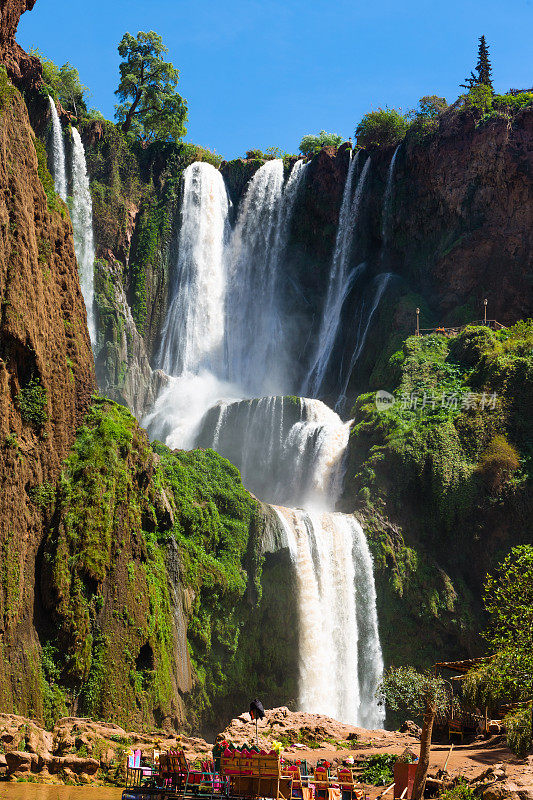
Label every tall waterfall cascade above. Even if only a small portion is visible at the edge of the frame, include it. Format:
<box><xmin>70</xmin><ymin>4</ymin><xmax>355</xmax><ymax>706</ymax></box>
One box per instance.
<box><xmin>48</xmin><ymin>96</ymin><xmax>67</xmax><ymax>201</ymax></box>
<box><xmin>381</xmin><ymin>144</ymin><xmax>400</xmax><ymax>259</ymax></box>
<box><xmin>71</xmin><ymin>128</ymin><xmax>96</xmax><ymax>345</ymax></box>
<box><xmin>302</xmin><ymin>154</ymin><xmax>372</xmax><ymax>399</ymax></box>
<box><xmin>146</xmin><ymin>155</ymin><xmax>385</xmax><ymax>728</ymax></box>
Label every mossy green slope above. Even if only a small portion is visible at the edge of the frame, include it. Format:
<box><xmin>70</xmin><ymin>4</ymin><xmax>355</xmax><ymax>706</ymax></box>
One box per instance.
<box><xmin>40</xmin><ymin>399</ymin><xmax>272</xmax><ymax>731</ymax></box>
<box><xmin>342</xmin><ymin>322</ymin><xmax>533</xmax><ymax>670</ymax></box>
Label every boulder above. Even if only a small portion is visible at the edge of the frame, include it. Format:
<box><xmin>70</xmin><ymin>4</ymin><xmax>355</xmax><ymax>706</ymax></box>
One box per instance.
<box><xmin>51</xmin><ymin>755</ymin><xmax>100</xmax><ymax>775</ymax></box>
<box><xmin>399</xmin><ymin>720</ymin><xmax>422</xmax><ymax>738</ymax></box>
<box><xmin>5</xmin><ymin>750</ymin><xmax>38</xmax><ymax>775</ymax></box>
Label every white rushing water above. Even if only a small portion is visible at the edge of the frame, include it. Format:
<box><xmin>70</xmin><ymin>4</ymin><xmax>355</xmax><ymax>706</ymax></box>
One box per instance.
<box><xmin>275</xmin><ymin>508</ymin><xmax>383</xmax><ymax>726</ymax></box>
<box><xmin>381</xmin><ymin>144</ymin><xmax>400</xmax><ymax>258</ymax></box>
<box><xmin>71</xmin><ymin>128</ymin><xmax>96</xmax><ymax>345</ymax></box>
<box><xmin>302</xmin><ymin>155</ymin><xmax>371</xmax><ymax>398</ymax></box>
<box><xmin>192</xmin><ymin>392</ymin><xmax>384</xmax><ymax>726</ymax></box>
<box><xmin>335</xmin><ymin>272</ymin><xmax>394</xmax><ymax>412</ymax></box>
<box><xmin>48</xmin><ymin>96</ymin><xmax>67</xmax><ymax>201</ymax></box>
<box><xmin>158</xmin><ymin>162</ymin><xmax>231</xmax><ymax>376</ymax></box>
<box><xmin>225</xmin><ymin>158</ymin><xmax>307</xmax><ymax>394</ymax></box>
<box><xmin>147</xmin><ymin>155</ymin><xmax>384</xmax><ymax>727</ymax></box>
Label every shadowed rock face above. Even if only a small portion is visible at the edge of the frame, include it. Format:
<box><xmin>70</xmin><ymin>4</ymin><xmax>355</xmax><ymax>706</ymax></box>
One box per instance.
<box><xmin>0</xmin><ymin>87</ymin><xmax>95</xmax><ymax>712</ymax></box>
<box><xmin>0</xmin><ymin>0</ymin><xmax>42</xmax><ymax>87</ymax></box>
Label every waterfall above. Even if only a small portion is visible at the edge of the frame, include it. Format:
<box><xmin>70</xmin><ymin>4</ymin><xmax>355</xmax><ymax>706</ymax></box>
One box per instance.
<box><xmin>146</xmin><ymin>158</ymin><xmax>308</xmax><ymax>443</ymax></box>
<box><xmin>158</xmin><ymin>162</ymin><xmax>231</xmax><ymax>376</ymax></box>
<box><xmin>381</xmin><ymin>144</ymin><xmax>400</xmax><ymax>258</ymax></box>
<box><xmin>274</xmin><ymin>508</ymin><xmax>384</xmax><ymax>727</ymax></box>
<box><xmin>225</xmin><ymin>159</ymin><xmax>307</xmax><ymax>395</ymax></box>
<box><xmin>335</xmin><ymin>272</ymin><xmax>393</xmax><ymax>411</ymax></box>
<box><xmin>71</xmin><ymin>128</ymin><xmax>96</xmax><ymax>345</ymax></box>
<box><xmin>302</xmin><ymin>154</ymin><xmax>371</xmax><ymax>398</ymax></box>
<box><xmin>48</xmin><ymin>96</ymin><xmax>67</xmax><ymax>201</ymax></box>
<box><xmin>146</xmin><ymin>156</ymin><xmax>384</xmax><ymax>727</ymax></box>
<box><xmin>195</xmin><ymin>396</ymin><xmax>351</xmax><ymax>508</ymax></box>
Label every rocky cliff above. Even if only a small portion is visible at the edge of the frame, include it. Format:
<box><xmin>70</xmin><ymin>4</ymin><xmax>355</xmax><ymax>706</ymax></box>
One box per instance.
<box><xmin>0</xmin><ymin>77</ymin><xmax>95</xmax><ymax>712</ymax></box>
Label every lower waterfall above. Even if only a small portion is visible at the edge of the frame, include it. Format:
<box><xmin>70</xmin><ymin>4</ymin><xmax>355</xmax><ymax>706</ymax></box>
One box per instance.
<box><xmin>274</xmin><ymin>508</ymin><xmax>383</xmax><ymax>727</ymax></box>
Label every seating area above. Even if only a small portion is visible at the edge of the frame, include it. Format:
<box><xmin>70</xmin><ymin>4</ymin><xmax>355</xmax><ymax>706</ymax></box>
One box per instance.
<box><xmin>123</xmin><ymin>747</ymin><xmax>367</xmax><ymax>800</ymax></box>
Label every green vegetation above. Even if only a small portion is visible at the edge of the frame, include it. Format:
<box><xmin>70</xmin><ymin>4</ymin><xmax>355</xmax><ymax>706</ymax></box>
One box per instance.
<box><xmin>346</xmin><ymin>322</ymin><xmax>532</xmax><ymax>677</ymax></box>
<box><xmin>355</xmin><ymin>108</ymin><xmax>409</xmax><ymax>148</ymax></box>
<box><xmin>38</xmin><ymin>399</ymin><xmax>267</xmax><ymax>729</ymax></box>
<box><xmin>16</xmin><ymin>375</ymin><xmax>48</xmax><ymax>427</ymax></box>
<box><xmin>115</xmin><ymin>30</ymin><xmax>187</xmax><ymax>142</ymax></box>
<box><xmin>361</xmin><ymin>754</ymin><xmax>399</xmax><ymax>786</ymax></box>
<box><xmin>464</xmin><ymin>545</ymin><xmax>533</xmax><ymax>756</ymax></box>
<box><xmin>0</xmin><ymin>66</ymin><xmax>16</xmax><ymax>111</ymax></box>
<box><xmin>153</xmin><ymin>441</ymin><xmax>263</xmax><ymax>724</ymax></box>
<box><xmin>439</xmin><ymin>782</ymin><xmax>476</xmax><ymax>800</ymax></box>
<box><xmin>33</xmin><ymin>136</ymin><xmax>66</xmax><ymax>216</ymax></box>
<box><xmin>461</xmin><ymin>35</ymin><xmax>493</xmax><ymax>91</ymax></box>
<box><xmin>299</xmin><ymin>130</ymin><xmax>343</xmax><ymax>157</ymax></box>
<box><xmin>408</xmin><ymin>95</ymin><xmax>448</xmax><ymax>140</ymax></box>
<box><xmin>30</xmin><ymin>49</ymin><xmax>89</xmax><ymax>116</ymax></box>
<box><xmin>379</xmin><ymin>667</ymin><xmax>449</xmax><ymax>800</ymax></box>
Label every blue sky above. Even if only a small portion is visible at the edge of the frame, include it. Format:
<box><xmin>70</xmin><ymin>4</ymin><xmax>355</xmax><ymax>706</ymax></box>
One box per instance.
<box><xmin>18</xmin><ymin>0</ymin><xmax>533</xmax><ymax>159</ymax></box>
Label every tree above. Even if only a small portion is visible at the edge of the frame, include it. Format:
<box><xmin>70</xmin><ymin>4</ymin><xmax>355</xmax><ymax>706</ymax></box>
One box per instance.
<box><xmin>464</xmin><ymin>546</ymin><xmax>533</xmax><ymax>756</ymax></box>
<box><xmin>299</xmin><ymin>130</ymin><xmax>342</xmax><ymax>157</ymax></box>
<box><xmin>115</xmin><ymin>31</ymin><xmax>188</xmax><ymax>143</ymax></box>
<box><xmin>355</xmin><ymin>109</ymin><xmax>410</xmax><ymax>148</ymax></box>
<box><xmin>461</xmin><ymin>35</ymin><xmax>493</xmax><ymax>91</ymax></box>
<box><xmin>378</xmin><ymin>667</ymin><xmax>449</xmax><ymax>800</ymax></box>
<box><xmin>29</xmin><ymin>49</ymin><xmax>89</xmax><ymax>116</ymax></box>
<box><xmin>407</xmin><ymin>96</ymin><xmax>448</xmax><ymax>139</ymax></box>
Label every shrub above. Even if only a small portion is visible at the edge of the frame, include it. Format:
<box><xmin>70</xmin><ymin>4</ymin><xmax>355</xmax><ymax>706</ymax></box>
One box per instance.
<box><xmin>299</xmin><ymin>130</ymin><xmax>342</xmax><ymax>157</ymax></box>
<box><xmin>408</xmin><ymin>96</ymin><xmax>447</xmax><ymax>140</ymax></box>
<box><xmin>465</xmin><ymin>84</ymin><xmax>493</xmax><ymax>114</ymax></box>
<box><xmin>439</xmin><ymin>781</ymin><xmax>476</xmax><ymax>800</ymax></box>
<box><xmin>0</xmin><ymin>66</ymin><xmax>16</xmax><ymax>111</ymax></box>
<box><xmin>361</xmin><ymin>754</ymin><xmax>399</xmax><ymax>785</ymax></box>
<box><xmin>477</xmin><ymin>434</ymin><xmax>520</xmax><ymax>492</ymax></box>
<box><xmin>492</xmin><ymin>92</ymin><xmax>533</xmax><ymax>115</ymax></box>
<box><xmin>245</xmin><ymin>148</ymin><xmax>267</xmax><ymax>160</ymax></box>
<box><xmin>17</xmin><ymin>376</ymin><xmax>48</xmax><ymax>428</ymax></box>
<box><xmin>355</xmin><ymin>108</ymin><xmax>410</xmax><ymax>148</ymax></box>
<box><xmin>504</xmin><ymin>704</ymin><xmax>532</xmax><ymax>758</ymax></box>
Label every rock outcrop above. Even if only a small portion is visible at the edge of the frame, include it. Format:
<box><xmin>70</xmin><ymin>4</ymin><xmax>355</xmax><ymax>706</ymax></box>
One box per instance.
<box><xmin>0</xmin><ymin>0</ymin><xmax>42</xmax><ymax>87</ymax></box>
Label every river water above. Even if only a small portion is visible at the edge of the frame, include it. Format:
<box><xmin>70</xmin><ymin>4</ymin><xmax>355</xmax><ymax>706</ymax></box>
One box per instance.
<box><xmin>0</xmin><ymin>785</ymin><xmax>122</xmax><ymax>800</ymax></box>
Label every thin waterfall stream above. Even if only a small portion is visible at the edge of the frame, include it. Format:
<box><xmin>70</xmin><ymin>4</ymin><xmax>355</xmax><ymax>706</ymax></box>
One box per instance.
<box><xmin>48</xmin><ymin>96</ymin><xmax>67</xmax><ymax>201</ymax></box>
<box><xmin>47</xmin><ymin>99</ymin><xmax>96</xmax><ymax>346</ymax></box>
<box><xmin>145</xmin><ymin>156</ymin><xmax>385</xmax><ymax>727</ymax></box>
<box><xmin>71</xmin><ymin>128</ymin><xmax>96</xmax><ymax>345</ymax></box>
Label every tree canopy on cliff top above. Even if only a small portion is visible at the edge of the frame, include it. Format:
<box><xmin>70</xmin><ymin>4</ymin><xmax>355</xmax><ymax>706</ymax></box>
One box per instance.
<box><xmin>115</xmin><ymin>30</ymin><xmax>188</xmax><ymax>144</ymax></box>
<box><xmin>299</xmin><ymin>130</ymin><xmax>343</xmax><ymax>156</ymax></box>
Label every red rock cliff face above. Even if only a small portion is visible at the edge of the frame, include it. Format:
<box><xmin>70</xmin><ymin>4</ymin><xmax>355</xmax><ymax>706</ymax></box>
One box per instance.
<box><xmin>0</xmin><ymin>0</ymin><xmax>42</xmax><ymax>87</ymax></box>
<box><xmin>0</xmin><ymin>86</ymin><xmax>95</xmax><ymax>712</ymax></box>
<box><xmin>382</xmin><ymin>108</ymin><xmax>533</xmax><ymax>323</ymax></box>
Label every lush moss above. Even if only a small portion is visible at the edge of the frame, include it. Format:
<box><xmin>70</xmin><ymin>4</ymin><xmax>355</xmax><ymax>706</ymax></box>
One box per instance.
<box><xmin>33</xmin><ymin>136</ymin><xmax>66</xmax><ymax>216</ymax></box>
<box><xmin>0</xmin><ymin>67</ymin><xmax>16</xmax><ymax>111</ymax></box>
<box><xmin>344</xmin><ymin>322</ymin><xmax>533</xmax><ymax>671</ymax></box>
<box><xmin>16</xmin><ymin>375</ymin><xmax>48</xmax><ymax>428</ymax></box>
<box><xmin>153</xmin><ymin>441</ymin><xmax>264</xmax><ymax>726</ymax></box>
<box><xmin>39</xmin><ymin>400</ymin><xmax>272</xmax><ymax>729</ymax></box>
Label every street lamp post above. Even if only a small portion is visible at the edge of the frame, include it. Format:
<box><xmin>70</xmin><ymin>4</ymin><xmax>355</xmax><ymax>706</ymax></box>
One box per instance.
<box><xmin>484</xmin><ymin>298</ymin><xmax>488</xmax><ymax>326</ymax></box>
<box><xmin>416</xmin><ymin>308</ymin><xmax>420</xmax><ymax>336</ymax></box>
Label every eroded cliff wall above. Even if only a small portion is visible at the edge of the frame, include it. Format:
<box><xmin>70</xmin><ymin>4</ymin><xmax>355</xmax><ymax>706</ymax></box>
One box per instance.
<box><xmin>0</xmin><ymin>79</ymin><xmax>95</xmax><ymax>711</ymax></box>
